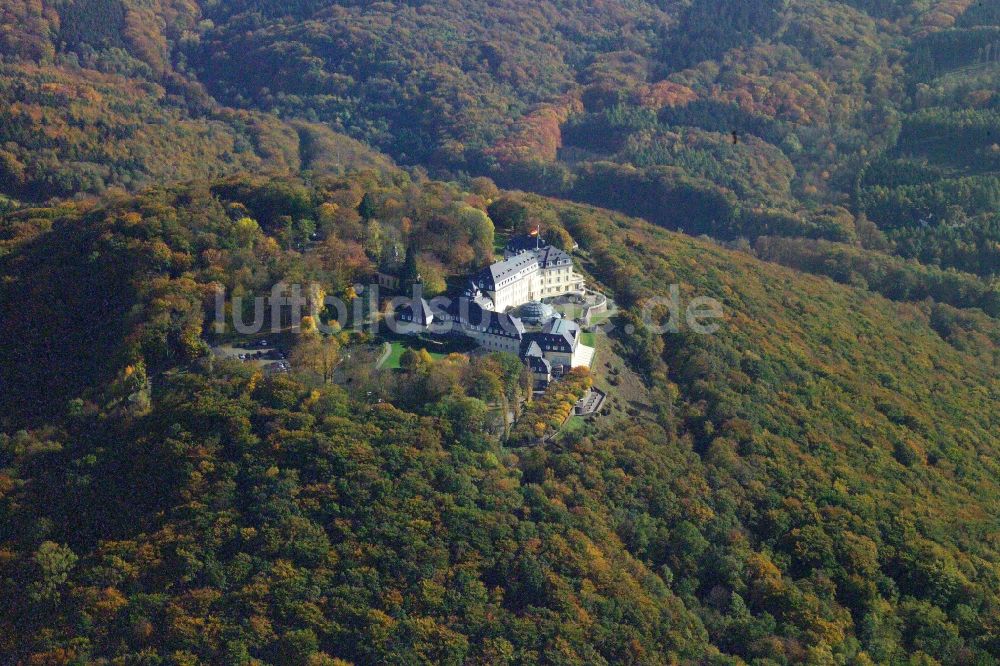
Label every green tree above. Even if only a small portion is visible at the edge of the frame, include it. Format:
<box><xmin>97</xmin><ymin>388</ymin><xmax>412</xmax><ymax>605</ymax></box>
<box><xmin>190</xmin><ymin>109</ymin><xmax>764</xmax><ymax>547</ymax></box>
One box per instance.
<box><xmin>28</xmin><ymin>541</ymin><xmax>77</xmax><ymax>603</ymax></box>
<box><xmin>357</xmin><ymin>192</ymin><xmax>377</xmax><ymax>221</ymax></box>
<box><xmin>456</xmin><ymin>204</ymin><xmax>495</xmax><ymax>265</ymax></box>
<box><xmin>487</xmin><ymin>198</ymin><xmax>529</xmax><ymax>230</ymax></box>
<box><xmin>401</xmin><ymin>244</ymin><xmax>420</xmax><ymax>286</ymax></box>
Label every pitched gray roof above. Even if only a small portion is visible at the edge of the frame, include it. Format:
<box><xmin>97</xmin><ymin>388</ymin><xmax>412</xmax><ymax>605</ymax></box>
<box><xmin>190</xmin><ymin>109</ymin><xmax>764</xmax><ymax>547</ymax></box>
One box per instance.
<box><xmin>543</xmin><ymin>318</ymin><xmax>575</xmax><ymax>335</ymax></box>
<box><xmin>536</xmin><ymin>245</ymin><xmax>573</xmax><ymax>268</ymax></box>
<box><xmin>523</xmin><ymin>340</ymin><xmax>543</xmax><ymax>358</ymax></box>
<box><xmin>522</xmin><ymin>329</ymin><xmax>575</xmax><ymax>355</ymax></box>
<box><xmin>443</xmin><ymin>298</ymin><xmax>525</xmax><ymax>338</ymax></box>
<box><xmin>477</xmin><ymin>251</ymin><xmax>540</xmax><ymax>291</ymax></box>
<box><xmin>394</xmin><ymin>298</ymin><xmax>433</xmax><ymax>326</ymax></box>
<box><xmin>476</xmin><ymin>239</ymin><xmax>574</xmax><ymax>291</ymax></box>
<box><xmin>526</xmin><ymin>353</ymin><xmax>551</xmax><ymax>374</ymax></box>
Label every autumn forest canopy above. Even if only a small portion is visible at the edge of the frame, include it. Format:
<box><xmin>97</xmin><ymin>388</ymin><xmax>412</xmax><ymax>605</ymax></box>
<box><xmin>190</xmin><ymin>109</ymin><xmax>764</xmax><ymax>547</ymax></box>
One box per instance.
<box><xmin>0</xmin><ymin>0</ymin><xmax>998</xmax><ymax>664</ymax></box>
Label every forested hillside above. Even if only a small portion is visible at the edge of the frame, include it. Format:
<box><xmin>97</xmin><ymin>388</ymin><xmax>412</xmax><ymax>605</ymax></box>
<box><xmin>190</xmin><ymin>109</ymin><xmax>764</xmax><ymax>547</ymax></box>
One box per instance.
<box><xmin>0</xmin><ymin>0</ymin><xmax>392</xmax><ymax>201</ymax></box>
<box><xmin>171</xmin><ymin>0</ymin><xmax>1000</xmax><ymax>288</ymax></box>
<box><xmin>0</xmin><ymin>0</ymin><xmax>998</xmax><ymax>664</ymax></box>
<box><xmin>1</xmin><ymin>176</ymin><xmax>997</xmax><ymax>663</ymax></box>
<box><xmin>2</xmin><ymin>0</ymin><xmax>999</xmax><ymax>288</ymax></box>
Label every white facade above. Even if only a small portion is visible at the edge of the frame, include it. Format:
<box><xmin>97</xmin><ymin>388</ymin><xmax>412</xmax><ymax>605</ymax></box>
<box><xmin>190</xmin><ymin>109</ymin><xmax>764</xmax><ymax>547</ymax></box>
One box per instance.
<box><xmin>479</xmin><ymin>243</ymin><xmax>585</xmax><ymax>312</ymax></box>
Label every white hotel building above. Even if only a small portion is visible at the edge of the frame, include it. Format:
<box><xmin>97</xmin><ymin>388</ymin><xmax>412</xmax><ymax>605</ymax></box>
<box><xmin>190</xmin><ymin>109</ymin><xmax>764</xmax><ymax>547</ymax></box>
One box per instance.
<box><xmin>392</xmin><ymin>234</ymin><xmax>593</xmax><ymax>380</ymax></box>
<box><xmin>475</xmin><ymin>235</ymin><xmax>585</xmax><ymax>311</ymax></box>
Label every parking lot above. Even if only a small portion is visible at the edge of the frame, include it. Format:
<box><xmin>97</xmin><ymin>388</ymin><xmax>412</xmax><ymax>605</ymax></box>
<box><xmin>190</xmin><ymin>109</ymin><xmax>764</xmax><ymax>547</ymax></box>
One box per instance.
<box><xmin>212</xmin><ymin>339</ymin><xmax>289</xmax><ymax>371</ymax></box>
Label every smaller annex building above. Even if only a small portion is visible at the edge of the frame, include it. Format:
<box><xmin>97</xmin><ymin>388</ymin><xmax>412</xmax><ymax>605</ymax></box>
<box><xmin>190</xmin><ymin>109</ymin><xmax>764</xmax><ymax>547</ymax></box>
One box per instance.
<box><xmin>393</xmin><ymin>295</ymin><xmax>587</xmax><ymax>382</ymax></box>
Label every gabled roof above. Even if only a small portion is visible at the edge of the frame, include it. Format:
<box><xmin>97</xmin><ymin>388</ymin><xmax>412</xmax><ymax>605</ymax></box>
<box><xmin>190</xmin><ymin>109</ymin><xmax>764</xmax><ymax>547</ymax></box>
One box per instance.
<box><xmin>522</xmin><ymin>340</ymin><xmax>552</xmax><ymax>374</ymax></box>
<box><xmin>394</xmin><ymin>298</ymin><xmax>433</xmax><ymax>326</ymax></box>
<box><xmin>526</xmin><ymin>353</ymin><xmax>551</xmax><ymax>374</ymax></box>
<box><xmin>462</xmin><ymin>280</ymin><xmax>495</xmax><ymax>309</ymax></box>
<box><xmin>543</xmin><ymin>318</ymin><xmax>579</xmax><ymax>338</ymax></box>
<box><xmin>476</xmin><ymin>251</ymin><xmax>540</xmax><ymax>291</ymax></box>
<box><xmin>478</xmin><ymin>239</ymin><xmax>574</xmax><ymax>290</ymax></box>
<box><xmin>536</xmin><ymin>245</ymin><xmax>573</xmax><ymax>268</ymax></box>
<box><xmin>485</xmin><ymin>311</ymin><xmax>525</xmax><ymax>338</ymax></box>
<box><xmin>522</xmin><ymin>329</ymin><xmax>575</xmax><ymax>355</ymax></box>
<box><xmin>445</xmin><ymin>297</ymin><xmax>487</xmax><ymax>324</ymax></box>
<box><xmin>542</xmin><ymin>319</ymin><xmax>580</xmax><ymax>351</ymax></box>
<box><xmin>445</xmin><ymin>297</ymin><xmax>525</xmax><ymax>338</ymax></box>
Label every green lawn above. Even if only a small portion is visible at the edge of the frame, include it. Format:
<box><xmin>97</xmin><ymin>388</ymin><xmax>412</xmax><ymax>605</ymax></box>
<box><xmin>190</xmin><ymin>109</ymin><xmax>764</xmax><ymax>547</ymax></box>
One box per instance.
<box><xmin>580</xmin><ymin>331</ymin><xmax>596</xmax><ymax>347</ymax></box>
<box><xmin>493</xmin><ymin>231</ymin><xmax>511</xmax><ymax>255</ymax></box>
<box><xmin>555</xmin><ymin>415</ymin><xmax>588</xmax><ymax>442</ymax></box>
<box><xmin>381</xmin><ymin>338</ymin><xmax>447</xmax><ymax>369</ymax></box>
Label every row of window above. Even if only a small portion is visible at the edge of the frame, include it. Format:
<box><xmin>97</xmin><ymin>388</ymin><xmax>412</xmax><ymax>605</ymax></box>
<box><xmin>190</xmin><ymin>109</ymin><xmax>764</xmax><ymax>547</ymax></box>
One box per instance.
<box><xmin>480</xmin><ymin>336</ymin><xmax>518</xmax><ymax>351</ymax></box>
